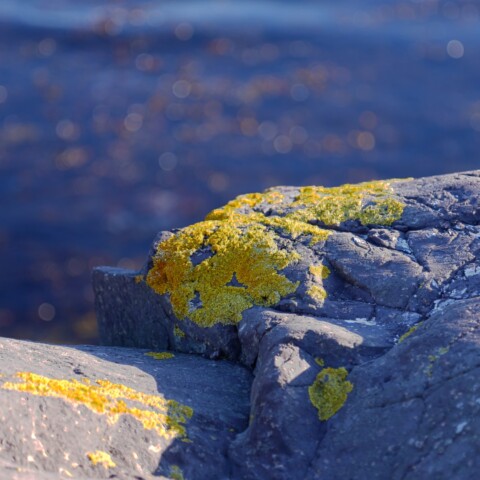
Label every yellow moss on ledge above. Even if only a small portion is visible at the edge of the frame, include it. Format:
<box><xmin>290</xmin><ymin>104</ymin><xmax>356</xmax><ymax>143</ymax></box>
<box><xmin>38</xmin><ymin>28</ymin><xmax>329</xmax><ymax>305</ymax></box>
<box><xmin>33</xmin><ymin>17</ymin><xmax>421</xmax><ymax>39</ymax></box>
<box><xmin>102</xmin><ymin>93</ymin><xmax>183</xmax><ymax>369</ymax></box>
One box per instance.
<box><xmin>87</xmin><ymin>451</ymin><xmax>116</xmax><ymax>468</ymax></box>
<box><xmin>309</xmin><ymin>367</ymin><xmax>353</xmax><ymax>421</ymax></box>
<box><xmin>2</xmin><ymin>372</ymin><xmax>192</xmax><ymax>440</ymax></box>
<box><xmin>145</xmin><ymin>352</ymin><xmax>175</xmax><ymax>360</ymax></box>
<box><xmin>147</xmin><ymin>179</ymin><xmax>405</xmax><ymax>328</ymax></box>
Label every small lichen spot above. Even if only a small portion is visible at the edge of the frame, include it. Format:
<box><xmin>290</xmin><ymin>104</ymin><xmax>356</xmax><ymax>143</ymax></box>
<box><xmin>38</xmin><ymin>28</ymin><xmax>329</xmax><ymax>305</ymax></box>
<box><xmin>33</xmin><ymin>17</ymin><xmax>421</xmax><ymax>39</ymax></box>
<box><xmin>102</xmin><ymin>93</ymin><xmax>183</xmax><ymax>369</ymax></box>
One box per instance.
<box><xmin>307</xmin><ymin>285</ymin><xmax>327</xmax><ymax>302</ymax></box>
<box><xmin>170</xmin><ymin>465</ymin><xmax>185</xmax><ymax>480</ymax></box>
<box><xmin>174</xmin><ymin>325</ymin><xmax>186</xmax><ymax>338</ymax></box>
<box><xmin>424</xmin><ymin>346</ymin><xmax>450</xmax><ymax>377</ymax></box>
<box><xmin>87</xmin><ymin>451</ymin><xmax>116</xmax><ymax>469</ymax></box>
<box><xmin>309</xmin><ymin>264</ymin><xmax>331</xmax><ymax>280</ymax></box>
<box><xmin>315</xmin><ymin>358</ymin><xmax>325</xmax><ymax>367</ymax></box>
<box><xmin>398</xmin><ymin>322</ymin><xmax>423</xmax><ymax>343</ymax></box>
<box><xmin>309</xmin><ymin>367</ymin><xmax>353</xmax><ymax>421</ymax></box>
<box><xmin>145</xmin><ymin>352</ymin><xmax>175</xmax><ymax>360</ymax></box>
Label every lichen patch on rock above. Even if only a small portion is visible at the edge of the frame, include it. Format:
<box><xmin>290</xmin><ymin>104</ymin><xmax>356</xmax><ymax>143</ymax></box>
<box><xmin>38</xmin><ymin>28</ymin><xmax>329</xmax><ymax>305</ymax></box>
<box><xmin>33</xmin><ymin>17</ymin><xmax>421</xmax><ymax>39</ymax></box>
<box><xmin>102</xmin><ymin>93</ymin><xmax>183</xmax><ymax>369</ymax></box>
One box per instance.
<box><xmin>145</xmin><ymin>351</ymin><xmax>175</xmax><ymax>360</ymax></box>
<box><xmin>2</xmin><ymin>372</ymin><xmax>192</xmax><ymax>440</ymax></box>
<box><xmin>308</xmin><ymin>367</ymin><xmax>353</xmax><ymax>421</ymax></box>
<box><xmin>146</xmin><ymin>179</ymin><xmax>404</xmax><ymax>328</ymax></box>
<box><xmin>87</xmin><ymin>450</ymin><xmax>116</xmax><ymax>468</ymax></box>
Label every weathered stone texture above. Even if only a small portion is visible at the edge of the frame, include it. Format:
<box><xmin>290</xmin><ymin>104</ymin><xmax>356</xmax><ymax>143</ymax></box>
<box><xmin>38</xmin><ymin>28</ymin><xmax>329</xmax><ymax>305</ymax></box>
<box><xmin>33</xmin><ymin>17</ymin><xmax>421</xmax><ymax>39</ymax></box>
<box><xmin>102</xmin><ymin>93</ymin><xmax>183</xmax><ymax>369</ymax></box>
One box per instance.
<box><xmin>3</xmin><ymin>171</ymin><xmax>480</xmax><ymax>479</ymax></box>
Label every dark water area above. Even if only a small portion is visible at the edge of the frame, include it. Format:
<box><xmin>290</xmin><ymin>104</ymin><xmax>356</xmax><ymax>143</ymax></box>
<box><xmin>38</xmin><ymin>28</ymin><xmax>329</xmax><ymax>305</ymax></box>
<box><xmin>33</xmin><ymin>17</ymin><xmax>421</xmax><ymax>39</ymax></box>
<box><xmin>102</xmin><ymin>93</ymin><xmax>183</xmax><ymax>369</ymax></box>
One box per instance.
<box><xmin>1</xmin><ymin>0</ymin><xmax>479</xmax><ymax>344</ymax></box>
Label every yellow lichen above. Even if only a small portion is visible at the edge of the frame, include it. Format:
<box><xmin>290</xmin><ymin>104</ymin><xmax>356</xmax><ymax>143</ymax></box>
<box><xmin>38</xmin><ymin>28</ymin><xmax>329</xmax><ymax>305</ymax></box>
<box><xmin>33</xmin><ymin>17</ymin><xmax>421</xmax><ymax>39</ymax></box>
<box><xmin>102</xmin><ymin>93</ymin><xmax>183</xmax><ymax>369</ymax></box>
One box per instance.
<box><xmin>309</xmin><ymin>264</ymin><xmax>331</xmax><ymax>279</ymax></box>
<box><xmin>2</xmin><ymin>372</ymin><xmax>192</xmax><ymax>440</ymax></box>
<box><xmin>169</xmin><ymin>465</ymin><xmax>185</xmax><ymax>480</ymax></box>
<box><xmin>174</xmin><ymin>325</ymin><xmax>186</xmax><ymax>338</ymax></box>
<box><xmin>315</xmin><ymin>358</ymin><xmax>325</xmax><ymax>367</ymax></box>
<box><xmin>134</xmin><ymin>275</ymin><xmax>144</xmax><ymax>284</ymax></box>
<box><xmin>147</xmin><ymin>220</ymin><xmax>300</xmax><ymax>327</ymax></box>
<box><xmin>292</xmin><ymin>180</ymin><xmax>405</xmax><ymax>226</ymax></box>
<box><xmin>398</xmin><ymin>322</ymin><xmax>423</xmax><ymax>343</ymax></box>
<box><xmin>87</xmin><ymin>451</ymin><xmax>116</xmax><ymax>468</ymax></box>
<box><xmin>424</xmin><ymin>346</ymin><xmax>450</xmax><ymax>377</ymax></box>
<box><xmin>307</xmin><ymin>285</ymin><xmax>327</xmax><ymax>302</ymax></box>
<box><xmin>309</xmin><ymin>367</ymin><xmax>353</xmax><ymax>421</ymax></box>
<box><xmin>145</xmin><ymin>352</ymin><xmax>175</xmax><ymax>360</ymax></box>
<box><xmin>147</xmin><ymin>180</ymin><xmax>405</xmax><ymax>328</ymax></box>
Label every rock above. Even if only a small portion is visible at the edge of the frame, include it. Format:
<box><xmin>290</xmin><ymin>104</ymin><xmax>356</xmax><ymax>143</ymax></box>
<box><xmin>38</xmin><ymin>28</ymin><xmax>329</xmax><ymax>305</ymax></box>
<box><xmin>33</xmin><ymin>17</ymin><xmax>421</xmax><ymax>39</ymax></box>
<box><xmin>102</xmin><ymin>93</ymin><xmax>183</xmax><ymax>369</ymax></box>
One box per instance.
<box><xmin>0</xmin><ymin>337</ymin><xmax>252</xmax><ymax>479</ymax></box>
<box><xmin>92</xmin><ymin>170</ymin><xmax>480</xmax><ymax>479</ymax></box>
<box><xmin>307</xmin><ymin>297</ymin><xmax>480</xmax><ymax>480</ymax></box>
<box><xmin>6</xmin><ymin>171</ymin><xmax>480</xmax><ymax>479</ymax></box>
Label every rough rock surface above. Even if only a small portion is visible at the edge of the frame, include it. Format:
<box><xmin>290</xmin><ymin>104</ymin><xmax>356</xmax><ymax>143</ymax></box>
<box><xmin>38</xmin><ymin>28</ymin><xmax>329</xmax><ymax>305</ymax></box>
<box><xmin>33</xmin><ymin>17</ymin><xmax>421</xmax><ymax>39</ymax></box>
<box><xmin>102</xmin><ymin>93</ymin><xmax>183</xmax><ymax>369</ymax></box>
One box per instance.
<box><xmin>5</xmin><ymin>171</ymin><xmax>480</xmax><ymax>479</ymax></box>
<box><xmin>92</xmin><ymin>170</ymin><xmax>480</xmax><ymax>479</ymax></box>
<box><xmin>0</xmin><ymin>337</ymin><xmax>252</xmax><ymax>479</ymax></box>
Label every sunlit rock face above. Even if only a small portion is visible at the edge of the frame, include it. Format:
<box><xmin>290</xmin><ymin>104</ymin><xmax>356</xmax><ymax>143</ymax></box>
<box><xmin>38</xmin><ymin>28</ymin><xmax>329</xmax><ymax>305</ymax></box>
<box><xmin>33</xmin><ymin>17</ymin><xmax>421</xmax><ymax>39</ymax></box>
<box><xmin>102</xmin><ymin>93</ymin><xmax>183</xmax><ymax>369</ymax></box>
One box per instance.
<box><xmin>0</xmin><ymin>338</ymin><xmax>252</xmax><ymax>480</ymax></box>
<box><xmin>92</xmin><ymin>171</ymin><xmax>480</xmax><ymax>480</ymax></box>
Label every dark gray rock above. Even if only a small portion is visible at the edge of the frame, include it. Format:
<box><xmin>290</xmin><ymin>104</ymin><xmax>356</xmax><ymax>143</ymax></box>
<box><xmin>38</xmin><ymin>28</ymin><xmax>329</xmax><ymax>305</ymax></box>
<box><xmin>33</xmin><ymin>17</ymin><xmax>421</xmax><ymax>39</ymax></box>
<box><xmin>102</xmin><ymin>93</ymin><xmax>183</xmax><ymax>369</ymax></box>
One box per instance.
<box><xmin>46</xmin><ymin>170</ymin><xmax>480</xmax><ymax>478</ymax></box>
<box><xmin>306</xmin><ymin>297</ymin><xmax>480</xmax><ymax>480</ymax></box>
<box><xmin>0</xmin><ymin>338</ymin><xmax>252</xmax><ymax>479</ymax></box>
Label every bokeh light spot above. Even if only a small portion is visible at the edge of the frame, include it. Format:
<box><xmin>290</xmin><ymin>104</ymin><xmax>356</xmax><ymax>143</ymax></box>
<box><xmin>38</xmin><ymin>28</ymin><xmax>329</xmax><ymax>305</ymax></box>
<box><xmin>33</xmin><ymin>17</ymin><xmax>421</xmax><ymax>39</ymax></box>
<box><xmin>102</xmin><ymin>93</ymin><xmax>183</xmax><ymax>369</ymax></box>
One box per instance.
<box><xmin>159</xmin><ymin>152</ymin><xmax>178</xmax><ymax>171</ymax></box>
<box><xmin>38</xmin><ymin>303</ymin><xmax>56</xmax><ymax>322</ymax></box>
<box><xmin>446</xmin><ymin>40</ymin><xmax>464</xmax><ymax>59</ymax></box>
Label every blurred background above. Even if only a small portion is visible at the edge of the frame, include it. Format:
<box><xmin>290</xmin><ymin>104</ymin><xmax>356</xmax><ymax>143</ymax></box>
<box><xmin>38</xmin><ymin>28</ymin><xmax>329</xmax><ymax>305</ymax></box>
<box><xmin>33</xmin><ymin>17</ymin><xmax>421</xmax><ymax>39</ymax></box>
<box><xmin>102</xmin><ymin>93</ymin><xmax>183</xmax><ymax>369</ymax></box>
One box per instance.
<box><xmin>1</xmin><ymin>0</ymin><xmax>479</xmax><ymax>344</ymax></box>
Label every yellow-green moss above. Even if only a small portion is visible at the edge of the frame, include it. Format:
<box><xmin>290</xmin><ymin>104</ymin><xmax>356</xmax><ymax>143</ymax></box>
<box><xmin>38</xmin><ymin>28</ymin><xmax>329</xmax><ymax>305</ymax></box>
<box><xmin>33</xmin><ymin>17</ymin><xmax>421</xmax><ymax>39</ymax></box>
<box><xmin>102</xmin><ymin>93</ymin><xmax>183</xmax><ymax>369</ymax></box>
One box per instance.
<box><xmin>147</xmin><ymin>180</ymin><xmax>405</xmax><ymax>328</ymax></box>
<box><xmin>145</xmin><ymin>352</ymin><xmax>175</xmax><ymax>360</ymax></box>
<box><xmin>2</xmin><ymin>372</ymin><xmax>192</xmax><ymax>440</ymax></box>
<box><xmin>174</xmin><ymin>325</ymin><xmax>186</xmax><ymax>339</ymax></box>
<box><xmin>87</xmin><ymin>451</ymin><xmax>116</xmax><ymax>468</ymax></box>
<box><xmin>309</xmin><ymin>367</ymin><xmax>353</xmax><ymax>421</ymax></box>
<box><xmin>169</xmin><ymin>465</ymin><xmax>185</xmax><ymax>480</ymax></box>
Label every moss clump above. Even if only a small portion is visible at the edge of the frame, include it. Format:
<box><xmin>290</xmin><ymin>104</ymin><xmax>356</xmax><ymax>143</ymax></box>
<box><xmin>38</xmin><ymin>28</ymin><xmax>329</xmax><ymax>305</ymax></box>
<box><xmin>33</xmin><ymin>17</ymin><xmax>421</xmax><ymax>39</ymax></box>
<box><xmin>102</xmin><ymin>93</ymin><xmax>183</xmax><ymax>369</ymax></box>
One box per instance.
<box><xmin>309</xmin><ymin>367</ymin><xmax>353</xmax><ymax>421</ymax></box>
<box><xmin>145</xmin><ymin>352</ymin><xmax>175</xmax><ymax>360</ymax></box>
<box><xmin>147</xmin><ymin>180</ymin><xmax>405</xmax><ymax>328</ymax></box>
<box><xmin>87</xmin><ymin>451</ymin><xmax>116</xmax><ymax>468</ymax></box>
<box><xmin>2</xmin><ymin>372</ymin><xmax>192</xmax><ymax>440</ymax></box>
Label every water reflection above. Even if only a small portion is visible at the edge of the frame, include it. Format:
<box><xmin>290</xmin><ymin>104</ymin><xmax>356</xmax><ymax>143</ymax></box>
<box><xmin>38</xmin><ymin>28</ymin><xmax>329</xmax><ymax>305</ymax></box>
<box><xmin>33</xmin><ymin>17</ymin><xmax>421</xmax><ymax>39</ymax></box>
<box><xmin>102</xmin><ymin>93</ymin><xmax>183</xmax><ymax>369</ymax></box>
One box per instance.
<box><xmin>0</xmin><ymin>0</ymin><xmax>479</xmax><ymax>343</ymax></box>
